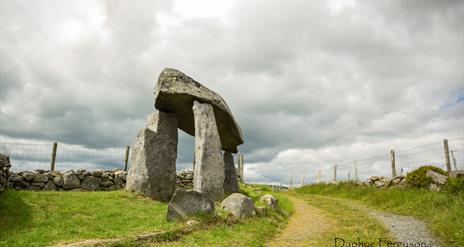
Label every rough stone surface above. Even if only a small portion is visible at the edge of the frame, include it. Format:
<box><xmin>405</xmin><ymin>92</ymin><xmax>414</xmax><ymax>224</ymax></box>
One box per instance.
<box><xmin>126</xmin><ymin>110</ymin><xmax>178</xmax><ymax>202</ymax></box>
<box><xmin>63</xmin><ymin>172</ymin><xmax>81</xmax><ymax>190</ymax></box>
<box><xmin>154</xmin><ymin>68</ymin><xmax>243</xmax><ymax>153</ymax></box>
<box><xmin>53</xmin><ymin>176</ymin><xmax>64</xmax><ymax>187</ymax></box>
<box><xmin>260</xmin><ymin>194</ymin><xmax>279</xmax><ymax>209</ymax></box>
<box><xmin>223</xmin><ymin>151</ymin><xmax>240</xmax><ymax>194</ymax></box>
<box><xmin>33</xmin><ymin>173</ymin><xmax>49</xmax><ymax>183</ymax></box>
<box><xmin>426</xmin><ymin>170</ymin><xmax>448</xmax><ymax>185</ymax></box>
<box><xmin>81</xmin><ymin>176</ymin><xmax>101</xmax><ymax>191</ymax></box>
<box><xmin>192</xmin><ymin>101</ymin><xmax>225</xmax><ymax>201</ymax></box>
<box><xmin>221</xmin><ymin>193</ymin><xmax>255</xmax><ymax>218</ymax></box>
<box><xmin>43</xmin><ymin>181</ymin><xmax>58</xmax><ymax>191</ymax></box>
<box><xmin>0</xmin><ymin>154</ymin><xmax>11</xmax><ymax>195</ymax></box>
<box><xmin>166</xmin><ymin>189</ymin><xmax>215</xmax><ymax>221</ymax></box>
<box><xmin>450</xmin><ymin>170</ymin><xmax>464</xmax><ymax>178</ymax></box>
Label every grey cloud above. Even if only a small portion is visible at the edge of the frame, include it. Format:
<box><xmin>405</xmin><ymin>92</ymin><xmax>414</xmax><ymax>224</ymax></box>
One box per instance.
<box><xmin>0</xmin><ymin>0</ymin><xmax>462</xmax><ymax>182</ymax></box>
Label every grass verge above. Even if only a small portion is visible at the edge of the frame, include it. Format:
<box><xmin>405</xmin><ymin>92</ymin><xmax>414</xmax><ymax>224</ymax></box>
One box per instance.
<box><xmin>0</xmin><ymin>190</ymin><xmax>180</xmax><ymax>247</ymax></box>
<box><xmin>296</xmin><ymin>182</ymin><xmax>464</xmax><ymax>246</ymax></box>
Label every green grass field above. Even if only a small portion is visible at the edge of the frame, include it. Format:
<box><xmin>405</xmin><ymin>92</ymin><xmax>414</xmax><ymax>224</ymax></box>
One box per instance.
<box><xmin>0</xmin><ymin>186</ymin><xmax>293</xmax><ymax>247</ymax></box>
<box><xmin>296</xmin><ymin>182</ymin><xmax>464</xmax><ymax>246</ymax></box>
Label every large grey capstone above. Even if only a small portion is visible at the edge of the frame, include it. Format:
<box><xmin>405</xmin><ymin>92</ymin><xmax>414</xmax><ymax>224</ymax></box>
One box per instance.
<box><xmin>223</xmin><ymin>151</ymin><xmax>240</xmax><ymax>194</ymax></box>
<box><xmin>154</xmin><ymin>68</ymin><xmax>243</xmax><ymax>153</ymax></box>
<box><xmin>221</xmin><ymin>193</ymin><xmax>255</xmax><ymax>218</ymax></box>
<box><xmin>192</xmin><ymin>101</ymin><xmax>225</xmax><ymax>201</ymax></box>
<box><xmin>166</xmin><ymin>189</ymin><xmax>215</xmax><ymax>221</ymax></box>
<box><xmin>63</xmin><ymin>172</ymin><xmax>81</xmax><ymax>190</ymax></box>
<box><xmin>126</xmin><ymin>110</ymin><xmax>178</xmax><ymax>202</ymax></box>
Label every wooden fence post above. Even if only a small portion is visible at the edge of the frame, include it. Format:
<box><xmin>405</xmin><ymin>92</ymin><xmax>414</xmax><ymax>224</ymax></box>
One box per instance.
<box><xmin>238</xmin><ymin>153</ymin><xmax>244</xmax><ymax>182</ymax></box>
<box><xmin>124</xmin><ymin>145</ymin><xmax>130</xmax><ymax>171</ymax></box>
<box><xmin>289</xmin><ymin>175</ymin><xmax>293</xmax><ymax>189</ymax></box>
<box><xmin>333</xmin><ymin>165</ymin><xmax>337</xmax><ymax>182</ymax></box>
<box><xmin>301</xmin><ymin>173</ymin><xmax>305</xmax><ymax>187</ymax></box>
<box><xmin>390</xmin><ymin>150</ymin><xmax>397</xmax><ymax>178</ymax></box>
<box><xmin>354</xmin><ymin>161</ymin><xmax>359</xmax><ymax>181</ymax></box>
<box><xmin>279</xmin><ymin>179</ymin><xmax>283</xmax><ymax>191</ymax></box>
<box><xmin>443</xmin><ymin>139</ymin><xmax>452</xmax><ymax>173</ymax></box>
<box><xmin>50</xmin><ymin>142</ymin><xmax>58</xmax><ymax>171</ymax></box>
<box><xmin>316</xmin><ymin>170</ymin><xmax>321</xmax><ymax>183</ymax></box>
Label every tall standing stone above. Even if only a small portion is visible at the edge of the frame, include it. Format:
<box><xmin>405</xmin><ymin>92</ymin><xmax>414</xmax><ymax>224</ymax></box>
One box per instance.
<box><xmin>223</xmin><ymin>151</ymin><xmax>240</xmax><ymax>194</ymax></box>
<box><xmin>126</xmin><ymin>110</ymin><xmax>178</xmax><ymax>202</ymax></box>
<box><xmin>192</xmin><ymin>101</ymin><xmax>225</xmax><ymax>201</ymax></box>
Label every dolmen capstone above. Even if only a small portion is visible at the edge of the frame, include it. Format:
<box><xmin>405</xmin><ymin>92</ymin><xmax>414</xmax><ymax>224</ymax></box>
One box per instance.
<box><xmin>127</xmin><ymin>68</ymin><xmax>243</xmax><ymax>204</ymax></box>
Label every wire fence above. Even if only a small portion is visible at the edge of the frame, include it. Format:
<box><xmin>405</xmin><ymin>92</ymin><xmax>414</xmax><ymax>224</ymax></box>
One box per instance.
<box><xmin>277</xmin><ymin>137</ymin><xmax>464</xmax><ymax>187</ymax></box>
<box><xmin>0</xmin><ymin>142</ymin><xmax>128</xmax><ymax>172</ymax></box>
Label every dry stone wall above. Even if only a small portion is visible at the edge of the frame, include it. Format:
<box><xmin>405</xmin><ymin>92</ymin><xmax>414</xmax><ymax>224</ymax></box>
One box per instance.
<box><xmin>0</xmin><ymin>154</ymin><xmax>11</xmax><ymax>195</ymax></box>
<box><xmin>7</xmin><ymin>169</ymin><xmax>195</xmax><ymax>191</ymax></box>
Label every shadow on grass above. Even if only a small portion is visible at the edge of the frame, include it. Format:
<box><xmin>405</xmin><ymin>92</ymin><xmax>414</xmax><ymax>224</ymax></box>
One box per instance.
<box><xmin>0</xmin><ymin>190</ymin><xmax>32</xmax><ymax>238</ymax></box>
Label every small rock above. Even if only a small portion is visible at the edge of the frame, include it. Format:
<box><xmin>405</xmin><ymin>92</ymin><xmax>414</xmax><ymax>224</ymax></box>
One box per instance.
<box><xmin>91</xmin><ymin>169</ymin><xmax>103</xmax><ymax>178</ymax></box>
<box><xmin>167</xmin><ymin>189</ymin><xmax>215</xmax><ymax>221</ymax></box>
<box><xmin>221</xmin><ymin>193</ymin><xmax>255</xmax><ymax>218</ymax></box>
<box><xmin>260</xmin><ymin>194</ymin><xmax>278</xmax><ymax>209</ymax></box>
<box><xmin>254</xmin><ymin>206</ymin><xmax>268</xmax><ymax>216</ymax></box>
<box><xmin>63</xmin><ymin>172</ymin><xmax>81</xmax><ymax>190</ymax></box>
<box><xmin>81</xmin><ymin>176</ymin><xmax>101</xmax><ymax>191</ymax></box>
<box><xmin>53</xmin><ymin>175</ymin><xmax>64</xmax><ymax>187</ymax></box>
<box><xmin>33</xmin><ymin>173</ymin><xmax>49</xmax><ymax>183</ymax></box>
<box><xmin>43</xmin><ymin>181</ymin><xmax>57</xmax><ymax>191</ymax></box>
<box><xmin>426</xmin><ymin>170</ymin><xmax>448</xmax><ymax>185</ymax></box>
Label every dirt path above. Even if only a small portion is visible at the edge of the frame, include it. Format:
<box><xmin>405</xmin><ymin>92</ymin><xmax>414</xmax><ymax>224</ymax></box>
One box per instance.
<box><xmin>266</xmin><ymin>196</ymin><xmax>336</xmax><ymax>247</ymax></box>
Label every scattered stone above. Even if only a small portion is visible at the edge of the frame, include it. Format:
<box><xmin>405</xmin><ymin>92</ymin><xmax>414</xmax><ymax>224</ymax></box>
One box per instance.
<box><xmin>426</xmin><ymin>170</ymin><xmax>448</xmax><ymax>185</ymax></box>
<box><xmin>63</xmin><ymin>172</ymin><xmax>81</xmax><ymax>190</ymax></box>
<box><xmin>126</xmin><ymin>111</ymin><xmax>178</xmax><ymax>202</ymax></box>
<box><xmin>260</xmin><ymin>194</ymin><xmax>278</xmax><ymax>209</ymax></box>
<box><xmin>221</xmin><ymin>193</ymin><xmax>255</xmax><ymax>218</ymax></box>
<box><xmin>167</xmin><ymin>189</ymin><xmax>215</xmax><ymax>221</ymax></box>
<box><xmin>192</xmin><ymin>101</ymin><xmax>225</xmax><ymax>201</ymax></box>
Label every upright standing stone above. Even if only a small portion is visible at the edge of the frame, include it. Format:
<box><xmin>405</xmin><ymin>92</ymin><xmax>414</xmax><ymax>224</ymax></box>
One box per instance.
<box><xmin>192</xmin><ymin>101</ymin><xmax>225</xmax><ymax>201</ymax></box>
<box><xmin>126</xmin><ymin>110</ymin><xmax>178</xmax><ymax>202</ymax></box>
<box><xmin>223</xmin><ymin>151</ymin><xmax>240</xmax><ymax>194</ymax></box>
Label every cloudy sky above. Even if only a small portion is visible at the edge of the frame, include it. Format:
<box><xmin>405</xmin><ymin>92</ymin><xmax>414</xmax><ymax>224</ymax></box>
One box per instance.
<box><xmin>1</xmin><ymin>0</ymin><xmax>463</xmax><ymax>183</ymax></box>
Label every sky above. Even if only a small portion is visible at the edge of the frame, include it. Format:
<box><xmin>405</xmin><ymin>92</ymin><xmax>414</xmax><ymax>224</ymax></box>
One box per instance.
<box><xmin>1</xmin><ymin>0</ymin><xmax>463</xmax><ymax>183</ymax></box>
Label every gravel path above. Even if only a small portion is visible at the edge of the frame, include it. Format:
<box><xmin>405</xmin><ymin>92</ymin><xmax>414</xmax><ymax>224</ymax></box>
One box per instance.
<box><xmin>367</xmin><ymin>210</ymin><xmax>441</xmax><ymax>247</ymax></box>
<box><xmin>267</xmin><ymin>196</ymin><xmax>335</xmax><ymax>247</ymax></box>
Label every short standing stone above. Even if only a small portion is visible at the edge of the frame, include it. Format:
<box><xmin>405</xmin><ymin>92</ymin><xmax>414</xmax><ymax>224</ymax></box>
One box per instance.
<box><xmin>223</xmin><ymin>151</ymin><xmax>240</xmax><ymax>194</ymax></box>
<box><xmin>81</xmin><ymin>176</ymin><xmax>101</xmax><ymax>191</ymax></box>
<box><xmin>193</xmin><ymin>101</ymin><xmax>225</xmax><ymax>201</ymax></box>
<box><xmin>63</xmin><ymin>172</ymin><xmax>81</xmax><ymax>190</ymax></box>
<box><xmin>126</xmin><ymin>110</ymin><xmax>178</xmax><ymax>202</ymax></box>
<box><xmin>167</xmin><ymin>189</ymin><xmax>215</xmax><ymax>221</ymax></box>
<box><xmin>221</xmin><ymin>193</ymin><xmax>255</xmax><ymax>218</ymax></box>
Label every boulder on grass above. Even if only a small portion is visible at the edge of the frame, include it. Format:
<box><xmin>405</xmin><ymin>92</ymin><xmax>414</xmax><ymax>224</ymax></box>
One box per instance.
<box><xmin>167</xmin><ymin>189</ymin><xmax>215</xmax><ymax>221</ymax></box>
<box><xmin>260</xmin><ymin>194</ymin><xmax>278</xmax><ymax>209</ymax></box>
<box><xmin>426</xmin><ymin>170</ymin><xmax>448</xmax><ymax>185</ymax></box>
<box><xmin>221</xmin><ymin>193</ymin><xmax>255</xmax><ymax>218</ymax></box>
